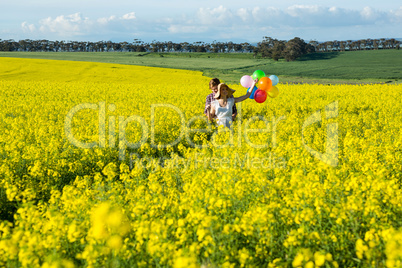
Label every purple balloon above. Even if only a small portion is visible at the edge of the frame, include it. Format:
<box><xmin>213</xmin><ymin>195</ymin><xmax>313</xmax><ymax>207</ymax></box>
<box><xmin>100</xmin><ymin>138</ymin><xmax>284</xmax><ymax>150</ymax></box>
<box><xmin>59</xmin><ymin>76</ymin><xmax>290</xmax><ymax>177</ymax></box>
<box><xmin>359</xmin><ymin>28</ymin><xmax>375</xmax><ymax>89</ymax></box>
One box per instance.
<box><xmin>240</xmin><ymin>75</ymin><xmax>253</xmax><ymax>88</ymax></box>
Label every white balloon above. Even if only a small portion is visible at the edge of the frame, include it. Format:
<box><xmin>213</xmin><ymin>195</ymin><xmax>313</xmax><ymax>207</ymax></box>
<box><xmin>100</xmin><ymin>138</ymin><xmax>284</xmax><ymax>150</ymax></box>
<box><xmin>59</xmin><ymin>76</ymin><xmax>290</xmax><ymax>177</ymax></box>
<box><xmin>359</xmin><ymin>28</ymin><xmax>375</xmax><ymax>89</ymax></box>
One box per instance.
<box><xmin>240</xmin><ymin>75</ymin><xmax>253</xmax><ymax>88</ymax></box>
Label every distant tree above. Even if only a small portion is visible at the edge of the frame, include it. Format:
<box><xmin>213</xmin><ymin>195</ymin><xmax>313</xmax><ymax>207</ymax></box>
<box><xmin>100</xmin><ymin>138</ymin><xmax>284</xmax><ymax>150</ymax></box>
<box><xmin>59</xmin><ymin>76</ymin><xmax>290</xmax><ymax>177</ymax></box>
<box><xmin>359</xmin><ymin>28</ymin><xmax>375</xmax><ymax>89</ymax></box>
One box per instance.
<box><xmin>233</xmin><ymin>43</ymin><xmax>242</xmax><ymax>52</ymax></box>
<box><xmin>305</xmin><ymin>42</ymin><xmax>315</xmax><ymax>54</ymax></box>
<box><xmin>204</xmin><ymin>43</ymin><xmax>211</xmax><ymax>52</ymax></box>
<box><xmin>339</xmin><ymin>41</ymin><xmax>346</xmax><ymax>51</ymax></box>
<box><xmin>166</xmin><ymin>41</ymin><xmax>173</xmax><ymax>52</ymax></box>
<box><xmin>173</xmin><ymin>43</ymin><xmax>182</xmax><ymax>52</ymax></box>
<box><xmin>373</xmin><ymin>39</ymin><xmax>379</xmax><ymax>50</ymax></box>
<box><xmin>257</xmin><ymin>37</ymin><xmax>276</xmax><ymax>58</ymax></box>
<box><xmin>271</xmin><ymin>41</ymin><xmax>285</xmax><ymax>61</ymax></box>
<box><xmin>321</xmin><ymin>42</ymin><xmax>328</xmax><ymax>52</ymax></box>
<box><xmin>326</xmin><ymin>41</ymin><xmax>334</xmax><ymax>51</ymax></box>
<box><xmin>241</xmin><ymin>42</ymin><xmax>253</xmax><ymax>53</ymax></box>
<box><xmin>345</xmin><ymin>40</ymin><xmax>352</xmax><ymax>51</ymax></box>
<box><xmin>309</xmin><ymin>40</ymin><xmax>319</xmax><ymax>50</ymax></box>
<box><xmin>194</xmin><ymin>41</ymin><xmax>206</xmax><ymax>52</ymax></box>
<box><xmin>389</xmin><ymin>38</ymin><xmax>397</xmax><ymax>49</ymax></box>
<box><xmin>252</xmin><ymin>47</ymin><xmax>258</xmax><ymax>58</ymax></box>
<box><xmin>283</xmin><ymin>37</ymin><xmax>306</xmax><ymax>61</ymax></box>
<box><xmin>356</xmin><ymin>40</ymin><xmax>362</xmax><ymax>50</ymax></box>
<box><xmin>333</xmin><ymin>40</ymin><xmax>340</xmax><ymax>51</ymax></box>
<box><xmin>361</xmin><ymin>40</ymin><xmax>368</xmax><ymax>50</ymax></box>
<box><xmin>366</xmin><ymin>39</ymin><xmax>373</xmax><ymax>50</ymax></box>
<box><xmin>2</xmin><ymin>37</ymin><xmax>398</xmax><ymax>55</ymax></box>
<box><xmin>350</xmin><ymin>41</ymin><xmax>358</xmax><ymax>51</ymax></box>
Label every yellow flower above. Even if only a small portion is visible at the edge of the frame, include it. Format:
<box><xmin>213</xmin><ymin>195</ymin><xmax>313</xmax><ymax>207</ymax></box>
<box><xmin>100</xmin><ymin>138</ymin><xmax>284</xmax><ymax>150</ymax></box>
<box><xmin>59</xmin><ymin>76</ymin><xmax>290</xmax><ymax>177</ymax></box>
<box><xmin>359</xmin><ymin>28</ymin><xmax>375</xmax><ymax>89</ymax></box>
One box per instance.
<box><xmin>174</xmin><ymin>256</ymin><xmax>197</xmax><ymax>268</ymax></box>
<box><xmin>305</xmin><ymin>261</ymin><xmax>314</xmax><ymax>268</ymax></box>
<box><xmin>314</xmin><ymin>252</ymin><xmax>326</xmax><ymax>267</ymax></box>
<box><xmin>2</xmin><ymin>56</ymin><xmax>402</xmax><ymax>268</ymax></box>
<box><xmin>356</xmin><ymin>239</ymin><xmax>369</xmax><ymax>259</ymax></box>
<box><xmin>292</xmin><ymin>253</ymin><xmax>304</xmax><ymax>267</ymax></box>
<box><xmin>239</xmin><ymin>248</ymin><xmax>250</xmax><ymax>266</ymax></box>
<box><xmin>107</xmin><ymin>235</ymin><xmax>123</xmax><ymax>250</ymax></box>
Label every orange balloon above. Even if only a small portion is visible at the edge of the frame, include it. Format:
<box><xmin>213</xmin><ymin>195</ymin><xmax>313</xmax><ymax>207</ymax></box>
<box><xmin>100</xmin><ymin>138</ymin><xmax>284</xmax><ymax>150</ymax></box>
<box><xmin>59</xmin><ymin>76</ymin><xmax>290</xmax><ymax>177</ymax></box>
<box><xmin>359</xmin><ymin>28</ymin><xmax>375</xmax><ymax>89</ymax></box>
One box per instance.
<box><xmin>258</xmin><ymin>77</ymin><xmax>272</xmax><ymax>91</ymax></box>
<box><xmin>267</xmin><ymin>86</ymin><xmax>279</xmax><ymax>98</ymax></box>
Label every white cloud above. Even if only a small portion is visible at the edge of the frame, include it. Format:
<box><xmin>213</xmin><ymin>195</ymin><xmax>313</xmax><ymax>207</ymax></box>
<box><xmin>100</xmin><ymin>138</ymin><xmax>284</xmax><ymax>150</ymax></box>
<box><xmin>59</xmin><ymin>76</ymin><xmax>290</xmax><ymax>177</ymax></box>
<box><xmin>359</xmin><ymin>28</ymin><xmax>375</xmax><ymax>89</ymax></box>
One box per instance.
<box><xmin>395</xmin><ymin>6</ymin><xmax>402</xmax><ymax>16</ymax></box>
<box><xmin>168</xmin><ymin>25</ymin><xmax>208</xmax><ymax>33</ymax></box>
<box><xmin>122</xmin><ymin>12</ymin><xmax>136</xmax><ymax>20</ymax></box>
<box><xmin>155</xmin><ymin>5</ymin><xmax>402</xmax><ymax>42</ymax></box>
<box><xmin>16</xmin><ymin>6</ymin><xmax>402</xmax><ymax>42</ymax></box>
<box><xmin>37</xmin><ymin>13</ymin><xmax>92</xmax><ymax>36</ymax></box>
<box><xmin>389</xmin><ymin>6</ymin><xmax>402</xmax><ymax>22</ymax></box>
<box><xmin>97</xmin><ymin>12</ymin><xmax>135</xmax><ymax>24</ymax></box>
<box><xmin>197</xmin><ymin>5</ymin><xmax>234</xmax><ymax>25</ymax></box>
<box><xmin>286</xmin><ymin>5</ymin><xmax>321</xmax><ymax>17</ymax></box>
<box><xmin>237</xmin><ymin>8</ymin><xmax>249</xmax><ymax>22</ymax></box>
<box><xmin>329</xmin><ymin>7</ymin><xmax>338</xmax><ymax>13</ymax></box>
<box><xmin>231</xmin><ymin>5</ymin><xmax>393</xmax><ymax>27</ymax></box>
<box><xmin>21</xmin><ymin>22</ymin><xmax>36</xmax><ymax>32</ymax></box>
<box><xmin>156</xmin><ymin>5</ymin><xmax>402</xmax><ymax>41</ymax></box>
<box><xmin>21</xmin><ymin>12</ymin><xmax>138</xmax><ymax>38</ymax></box>
<box><xmin>189</xmin><ymin>5</ymin><xmax>383</xmax><ymax>30</ymax></box>
<box><xmin>97</xmin><ymin>15</ymin><xmax>116</xmax><ymax>24</ymax></box>
<box><xmin>360</xmin><ymin>7</ymin><xmax>381</xmax><ymax>20</ymax></box>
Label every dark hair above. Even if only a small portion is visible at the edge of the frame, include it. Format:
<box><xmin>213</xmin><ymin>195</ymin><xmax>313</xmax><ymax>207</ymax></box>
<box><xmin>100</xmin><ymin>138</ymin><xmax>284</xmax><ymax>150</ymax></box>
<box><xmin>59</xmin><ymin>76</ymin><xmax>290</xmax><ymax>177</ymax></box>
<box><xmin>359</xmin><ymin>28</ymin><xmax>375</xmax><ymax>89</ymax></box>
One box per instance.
<box><xmin>209</xmin><ymin>78</ymin><xmax>220</xmax><ymax>89</ymax></box>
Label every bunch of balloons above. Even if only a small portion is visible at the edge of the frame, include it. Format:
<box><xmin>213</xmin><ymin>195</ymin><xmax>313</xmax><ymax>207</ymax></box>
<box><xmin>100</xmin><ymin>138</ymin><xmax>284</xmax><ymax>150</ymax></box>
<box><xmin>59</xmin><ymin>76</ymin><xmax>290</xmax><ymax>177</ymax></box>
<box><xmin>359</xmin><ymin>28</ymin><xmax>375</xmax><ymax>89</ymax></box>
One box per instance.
<box><xmin>240</xmin><ymin>70</ymin><xmax>280</xmax><ymax>103</ymax></box>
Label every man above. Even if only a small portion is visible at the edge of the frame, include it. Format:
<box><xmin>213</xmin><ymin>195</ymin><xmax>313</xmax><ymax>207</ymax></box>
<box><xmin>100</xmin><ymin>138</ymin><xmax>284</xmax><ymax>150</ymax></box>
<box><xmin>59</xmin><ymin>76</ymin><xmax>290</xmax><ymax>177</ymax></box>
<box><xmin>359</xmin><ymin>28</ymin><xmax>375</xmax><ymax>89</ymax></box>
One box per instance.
<box><xmin>204</xmin><ymin>78</ymin><xmax>237</xmax><ymax>120</ymax></box>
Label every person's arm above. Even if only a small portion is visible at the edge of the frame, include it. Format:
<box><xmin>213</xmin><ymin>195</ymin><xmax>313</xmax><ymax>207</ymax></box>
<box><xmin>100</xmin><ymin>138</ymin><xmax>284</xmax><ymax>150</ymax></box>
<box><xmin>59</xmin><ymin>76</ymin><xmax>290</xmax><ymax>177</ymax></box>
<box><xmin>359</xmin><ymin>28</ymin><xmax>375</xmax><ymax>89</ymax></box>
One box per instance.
<box><xmin>207</xmin><ymin>104</ymin><xmax>215</xmax><ymax>121</ymax></box>
<box><xmin>234</xmin><ymin>78</ymin><xmax>258</xmax><ymax>103</ymax></box>
<box><xmin>232</xmin><ymin>101</ymin><xmax>237</xmax><ymax>121</ymax></box>
<box><xmin>204</xmin><ymin>94</ymin><xmax>212</xmax><ymax>115</ymax></box>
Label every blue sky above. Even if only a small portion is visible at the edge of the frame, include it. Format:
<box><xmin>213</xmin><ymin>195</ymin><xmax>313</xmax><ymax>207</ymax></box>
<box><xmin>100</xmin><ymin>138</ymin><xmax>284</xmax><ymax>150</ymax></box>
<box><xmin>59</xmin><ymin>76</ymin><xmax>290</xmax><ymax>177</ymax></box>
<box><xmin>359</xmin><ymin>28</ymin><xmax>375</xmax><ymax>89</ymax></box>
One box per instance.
<box><xmin>1</xmin><ymin>0</ymin><xmax>401</xmax><ymax>43</ymax></box>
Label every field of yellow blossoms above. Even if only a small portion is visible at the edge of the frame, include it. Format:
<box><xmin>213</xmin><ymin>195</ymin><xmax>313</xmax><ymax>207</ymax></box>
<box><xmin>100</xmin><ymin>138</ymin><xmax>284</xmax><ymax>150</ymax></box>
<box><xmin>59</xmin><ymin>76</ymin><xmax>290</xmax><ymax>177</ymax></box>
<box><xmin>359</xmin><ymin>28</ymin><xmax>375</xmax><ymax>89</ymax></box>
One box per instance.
<box><xmin>1</xmin><ymin>57</ymin><xmax>402</xmax><ymax>267</ymax></box>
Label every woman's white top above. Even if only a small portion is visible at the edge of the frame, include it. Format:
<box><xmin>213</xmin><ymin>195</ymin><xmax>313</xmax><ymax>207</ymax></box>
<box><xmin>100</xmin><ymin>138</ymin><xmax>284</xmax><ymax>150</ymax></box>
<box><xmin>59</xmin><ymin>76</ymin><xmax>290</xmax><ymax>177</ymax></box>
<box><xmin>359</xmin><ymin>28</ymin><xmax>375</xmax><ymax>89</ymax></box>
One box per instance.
<box><xmin>213</xmin><ymin>98</ymin><xmax>234</xmax><ymax>128</ymax></box>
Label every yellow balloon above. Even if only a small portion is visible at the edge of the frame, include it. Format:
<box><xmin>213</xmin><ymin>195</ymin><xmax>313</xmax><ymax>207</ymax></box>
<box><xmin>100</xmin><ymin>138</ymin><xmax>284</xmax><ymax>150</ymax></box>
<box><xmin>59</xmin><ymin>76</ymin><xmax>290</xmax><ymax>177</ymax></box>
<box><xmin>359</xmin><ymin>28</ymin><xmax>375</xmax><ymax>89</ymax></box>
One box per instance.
<box><xmin>267</xmin><ymin>86</ymin><xmax>279</xmax><ymax>98</ymax></box>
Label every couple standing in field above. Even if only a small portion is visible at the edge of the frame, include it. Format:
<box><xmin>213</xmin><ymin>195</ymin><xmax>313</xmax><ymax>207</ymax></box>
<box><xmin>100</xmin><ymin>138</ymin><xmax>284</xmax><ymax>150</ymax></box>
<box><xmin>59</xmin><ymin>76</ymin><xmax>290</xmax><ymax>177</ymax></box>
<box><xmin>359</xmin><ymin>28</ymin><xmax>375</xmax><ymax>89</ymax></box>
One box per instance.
<box><xmin>204</xmin><ymin>78</ymin><xmax>258</xmax><ymax>128</ymax></box>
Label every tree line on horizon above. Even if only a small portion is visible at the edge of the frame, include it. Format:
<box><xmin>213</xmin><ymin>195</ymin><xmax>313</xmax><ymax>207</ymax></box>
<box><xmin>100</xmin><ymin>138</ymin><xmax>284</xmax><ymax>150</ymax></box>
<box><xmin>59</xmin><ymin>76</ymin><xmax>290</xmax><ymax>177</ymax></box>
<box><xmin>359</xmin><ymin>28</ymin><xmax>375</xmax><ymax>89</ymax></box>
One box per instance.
<box><xmin>0</xmin><ymin>37</ymin><xmax>400</xmax><ymax>61</ymax></box>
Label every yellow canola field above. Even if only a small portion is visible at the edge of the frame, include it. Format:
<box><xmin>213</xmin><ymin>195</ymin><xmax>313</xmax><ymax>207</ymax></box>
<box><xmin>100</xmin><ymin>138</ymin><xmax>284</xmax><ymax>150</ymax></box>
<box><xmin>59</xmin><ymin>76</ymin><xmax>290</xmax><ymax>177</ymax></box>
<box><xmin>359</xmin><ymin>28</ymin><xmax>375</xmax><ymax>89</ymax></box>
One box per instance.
<box><xmin>1</xmin><ymin>57</ymin><xmax>402</xmax><ymax>267</ymax></box>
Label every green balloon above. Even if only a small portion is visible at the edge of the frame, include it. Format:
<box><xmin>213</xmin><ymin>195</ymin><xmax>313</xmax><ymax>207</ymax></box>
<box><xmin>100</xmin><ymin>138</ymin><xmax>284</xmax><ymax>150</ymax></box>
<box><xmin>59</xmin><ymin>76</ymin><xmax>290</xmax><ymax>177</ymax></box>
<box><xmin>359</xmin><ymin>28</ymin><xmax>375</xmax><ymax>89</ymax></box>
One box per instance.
<box><xmin>252</xmin><ymin>70</ymin><xmax>265</xmax><ymax>80</ymax></box>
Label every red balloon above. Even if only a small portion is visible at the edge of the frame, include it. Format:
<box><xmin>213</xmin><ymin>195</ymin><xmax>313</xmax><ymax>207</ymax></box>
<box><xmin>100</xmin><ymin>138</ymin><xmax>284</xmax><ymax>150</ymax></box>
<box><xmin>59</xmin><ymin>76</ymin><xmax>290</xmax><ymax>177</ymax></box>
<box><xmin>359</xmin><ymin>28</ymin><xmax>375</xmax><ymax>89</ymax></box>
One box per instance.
<box><xmin>258</xmin><ymin>77</ymin><xmax>272</xmax><ymax>91</ymax></box>
<box><xmin>254</xmin><ymin>89</ymin><xmax>267</xmax><ymax>103</ymax></box>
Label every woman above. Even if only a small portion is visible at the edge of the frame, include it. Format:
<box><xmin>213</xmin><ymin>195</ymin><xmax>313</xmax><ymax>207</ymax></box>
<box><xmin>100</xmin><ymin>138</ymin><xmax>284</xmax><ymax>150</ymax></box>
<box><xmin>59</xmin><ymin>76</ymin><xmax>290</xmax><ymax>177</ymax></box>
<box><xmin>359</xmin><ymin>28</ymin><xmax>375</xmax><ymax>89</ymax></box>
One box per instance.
<box><xmin>206</xmin><ymin>79</ymin><xmax>258</xmax><ymax>128</ymax></box>
<box><xmin>204</xmin><ymin>78</ymin><xmax>237</xmax><ymax>121</ymax></box>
